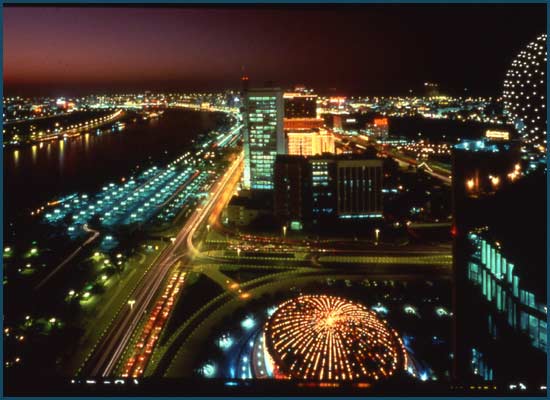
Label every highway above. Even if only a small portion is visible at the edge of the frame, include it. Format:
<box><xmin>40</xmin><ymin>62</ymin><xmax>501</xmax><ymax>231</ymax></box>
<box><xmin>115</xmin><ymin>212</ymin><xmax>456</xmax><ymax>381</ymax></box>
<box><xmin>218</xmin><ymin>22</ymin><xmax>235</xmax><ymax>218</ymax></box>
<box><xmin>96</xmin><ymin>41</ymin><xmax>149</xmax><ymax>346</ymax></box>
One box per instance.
<box><xmin>380</xmin><ymin>147</ymin><xmax>452</xmax><ymax>185</ymax></box>
<box><xmin>78</xmin><ymin>144</ymin><xmax>451</xmax><ymax>379</ymax></box>
<box><xmin>81</xmin><ymin>153</ymin><xmax>244</xmax><ymax>378</ymax></box>
<box><xmin>341</xmin><ymin>133</ymin><xmax>452</xmax><ymax>185</ymax></box>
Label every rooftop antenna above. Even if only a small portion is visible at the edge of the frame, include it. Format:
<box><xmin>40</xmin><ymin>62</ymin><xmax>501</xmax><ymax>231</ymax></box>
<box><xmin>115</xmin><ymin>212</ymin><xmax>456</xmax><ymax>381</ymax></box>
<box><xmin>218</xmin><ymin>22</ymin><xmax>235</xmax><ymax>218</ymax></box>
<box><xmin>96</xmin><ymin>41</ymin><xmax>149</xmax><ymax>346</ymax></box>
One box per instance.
<box><xmin>241</xmin><ymin>65</ymin><xmax>249</xmax><ymax>94</ymax></box>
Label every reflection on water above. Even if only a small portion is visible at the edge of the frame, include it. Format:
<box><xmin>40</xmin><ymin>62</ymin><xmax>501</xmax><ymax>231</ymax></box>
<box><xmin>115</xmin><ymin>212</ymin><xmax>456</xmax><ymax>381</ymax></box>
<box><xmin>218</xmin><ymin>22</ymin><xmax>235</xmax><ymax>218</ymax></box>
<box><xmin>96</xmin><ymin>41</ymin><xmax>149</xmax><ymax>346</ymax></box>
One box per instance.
<box><xmin>31</xmin><ymin>145</ymin><xmax>37</xmax><ymax>163</ymax></box>
<box><xmin>59</xmin><ymin>139</ymin><xmax>65</xmax><ymax>172</ymax></box>
<box><xmin>13</xmin><ymin>149</ymin><xmax>19</xmax><ymax>168</ymax></box>
<box><xmin>4</xmin><ymin>109</ymin><xmax>227</xmax><ymax>221</ymax></box>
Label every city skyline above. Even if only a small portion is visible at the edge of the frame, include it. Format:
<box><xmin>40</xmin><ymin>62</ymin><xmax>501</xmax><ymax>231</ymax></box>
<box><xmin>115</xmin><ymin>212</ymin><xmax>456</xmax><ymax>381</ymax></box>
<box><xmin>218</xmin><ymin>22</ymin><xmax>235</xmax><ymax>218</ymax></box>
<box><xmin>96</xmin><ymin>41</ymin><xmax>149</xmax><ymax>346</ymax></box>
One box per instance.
<box><xmin>3</xmin><ymin>3</ymin><xmax>547</xmax><ymax>396</ymax></box>
<box><xmin>4</xmin><ymin>4</ymin><xmax>546</xmax><ymax>96</ymax></box>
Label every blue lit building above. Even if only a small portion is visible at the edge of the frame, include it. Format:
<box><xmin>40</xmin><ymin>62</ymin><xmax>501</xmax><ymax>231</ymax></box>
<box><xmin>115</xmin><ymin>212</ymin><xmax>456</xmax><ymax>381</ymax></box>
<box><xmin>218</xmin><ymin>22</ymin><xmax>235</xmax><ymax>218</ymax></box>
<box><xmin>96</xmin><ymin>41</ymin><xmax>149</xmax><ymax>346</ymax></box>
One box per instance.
<box><xmin>451</xmin><ymin>139</ymin><xmax>546</xmax><ymax>386</ymax></box>
<box><xmin>243</xmin><ymin>88</ymin><xmax>285</xmax><ymax>190</ymax></box>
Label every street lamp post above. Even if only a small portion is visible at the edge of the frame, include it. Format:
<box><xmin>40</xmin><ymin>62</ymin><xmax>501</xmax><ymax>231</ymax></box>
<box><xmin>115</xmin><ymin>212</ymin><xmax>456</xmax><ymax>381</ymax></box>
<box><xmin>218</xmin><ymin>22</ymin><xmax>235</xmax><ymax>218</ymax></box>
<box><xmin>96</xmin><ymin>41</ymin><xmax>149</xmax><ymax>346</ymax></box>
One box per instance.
<box><xmin>282</xmin><ymin>225</ymin><xmax>287</xmax><ymax>238</ymax></box>
<box><xmin>374</xmin><ymin>228</ymin><xmax>380</xmax><ymax>245</ymax></box>
<box><xmin>128</xmin><ymin>299</ymin><xmax>136</xmax><ymax>310</ymax></box>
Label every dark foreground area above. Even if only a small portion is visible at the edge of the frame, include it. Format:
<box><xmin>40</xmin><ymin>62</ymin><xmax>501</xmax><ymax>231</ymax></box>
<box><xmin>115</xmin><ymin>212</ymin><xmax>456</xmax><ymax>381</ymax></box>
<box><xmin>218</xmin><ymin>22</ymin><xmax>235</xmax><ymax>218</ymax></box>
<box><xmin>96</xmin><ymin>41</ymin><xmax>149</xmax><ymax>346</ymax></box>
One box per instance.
<box><xmin>5</xmin><ymin>376</ymin><xmax>546</xmax><ymax>397</ymax></box>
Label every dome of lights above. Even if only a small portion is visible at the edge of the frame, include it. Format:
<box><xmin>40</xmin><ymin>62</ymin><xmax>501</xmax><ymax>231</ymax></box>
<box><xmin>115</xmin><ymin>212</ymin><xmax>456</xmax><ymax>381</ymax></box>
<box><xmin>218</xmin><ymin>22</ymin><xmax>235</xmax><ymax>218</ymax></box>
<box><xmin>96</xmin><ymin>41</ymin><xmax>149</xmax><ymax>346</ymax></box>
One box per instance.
<box><xmin>502</xmin><ymin>34</ymin><xmax>547</xmax><ymax>155</ymax></box>
<box><xmin>263</xmin><ymin>295</ymin><xmax>408</xmax><ymax>381</ymax></box>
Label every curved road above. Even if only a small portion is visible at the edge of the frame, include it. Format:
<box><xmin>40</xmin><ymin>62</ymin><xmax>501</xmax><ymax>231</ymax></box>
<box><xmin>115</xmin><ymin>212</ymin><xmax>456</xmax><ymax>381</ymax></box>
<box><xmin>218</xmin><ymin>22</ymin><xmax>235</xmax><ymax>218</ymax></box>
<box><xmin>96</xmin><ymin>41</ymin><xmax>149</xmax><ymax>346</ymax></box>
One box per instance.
<box><xmin>80</xmin><ymin>154</ymin><xmax>243</xmax><ymax>378</ymax></box>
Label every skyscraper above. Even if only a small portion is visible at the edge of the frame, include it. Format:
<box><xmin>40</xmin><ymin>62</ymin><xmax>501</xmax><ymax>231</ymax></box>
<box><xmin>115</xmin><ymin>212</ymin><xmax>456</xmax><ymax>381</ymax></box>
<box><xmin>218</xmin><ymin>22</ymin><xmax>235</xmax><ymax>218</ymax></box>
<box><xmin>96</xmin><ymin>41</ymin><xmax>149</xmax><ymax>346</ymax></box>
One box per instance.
<box><xmin>451</xmin><ymin>139</ymin><xmax>546</xmax><ymax>385</ymax></box>
<box><xmin>243</xmin><ymin>88</ymin><xmax>285</xmax><ymax>190</ymax></box>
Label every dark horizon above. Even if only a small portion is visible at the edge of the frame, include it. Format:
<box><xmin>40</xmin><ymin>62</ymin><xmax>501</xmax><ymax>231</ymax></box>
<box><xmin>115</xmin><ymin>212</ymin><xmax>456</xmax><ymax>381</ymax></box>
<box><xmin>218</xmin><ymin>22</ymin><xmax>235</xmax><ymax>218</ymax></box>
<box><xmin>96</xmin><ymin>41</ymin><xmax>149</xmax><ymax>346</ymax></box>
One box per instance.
<box><xmin>4</xmin><ymin>4</ymin><xmax>546</xmax><ymax>97</ymax></box>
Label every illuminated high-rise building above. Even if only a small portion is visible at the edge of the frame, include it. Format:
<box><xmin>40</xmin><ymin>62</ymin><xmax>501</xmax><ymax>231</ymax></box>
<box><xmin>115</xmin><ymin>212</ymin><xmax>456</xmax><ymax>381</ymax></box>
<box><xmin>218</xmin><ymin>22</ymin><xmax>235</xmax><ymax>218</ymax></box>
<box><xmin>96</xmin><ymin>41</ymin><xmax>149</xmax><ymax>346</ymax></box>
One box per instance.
<box><xmin>243</xmin><ymin>88</ymin><xmax>285</xmax><ymax>190</ymax></box>
<box><xmin>286</xmin><ymin>128</ymin><xmax>336</xmax><ymax>156</ymax></box>
<box><xmin>451</xmin><ymin>139</ymin><xmax>546</xmax><ymax>385</ymax></box>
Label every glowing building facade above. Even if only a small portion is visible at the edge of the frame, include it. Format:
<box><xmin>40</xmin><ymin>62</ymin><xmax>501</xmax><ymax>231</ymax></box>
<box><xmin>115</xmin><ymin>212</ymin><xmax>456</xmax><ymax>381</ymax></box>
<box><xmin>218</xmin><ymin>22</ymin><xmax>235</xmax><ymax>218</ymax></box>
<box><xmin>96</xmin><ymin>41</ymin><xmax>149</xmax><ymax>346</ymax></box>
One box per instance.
<box><xmin>286</xmin><ymin>128</ymin><xmax>336</xmax><ymax>156</ymax></box>
<box><xmin>365</xmin><ymin>117</ymin><xmax>389</xmax><ymax>138</ymax></box>
<box><xmin>243</xmin><ymin>88</ymin><xmax>285</xmax><ymax>190</ymax></box>
<box><xmin>283</xmin><ymin>117</ymin><xmax>324</xmax><ymax>130</ymax></box>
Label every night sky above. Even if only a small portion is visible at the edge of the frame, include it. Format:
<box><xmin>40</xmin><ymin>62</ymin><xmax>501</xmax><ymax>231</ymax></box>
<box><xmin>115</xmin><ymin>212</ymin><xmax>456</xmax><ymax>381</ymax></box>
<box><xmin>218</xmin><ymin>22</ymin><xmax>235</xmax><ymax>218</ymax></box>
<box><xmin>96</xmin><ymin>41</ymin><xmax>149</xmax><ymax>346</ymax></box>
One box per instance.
<box><xmin>4</xmin><ymin>4</ymin><xmax>547</xmax><ymax>96</ymax></box>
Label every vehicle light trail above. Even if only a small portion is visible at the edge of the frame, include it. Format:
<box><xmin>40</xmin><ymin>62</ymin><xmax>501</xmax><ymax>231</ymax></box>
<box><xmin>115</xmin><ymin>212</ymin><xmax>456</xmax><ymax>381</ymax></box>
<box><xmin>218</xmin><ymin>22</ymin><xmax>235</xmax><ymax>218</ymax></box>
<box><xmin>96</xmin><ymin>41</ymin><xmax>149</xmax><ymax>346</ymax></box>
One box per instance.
<box><xmin>122</xmin><ymin>270</ymin><xmax>187</xmax><ymax>378</ymax></box>
<box><xmin>80</xmin><ymin>153</ymin><xmax>244</xmax><ymax>378</ymax></box>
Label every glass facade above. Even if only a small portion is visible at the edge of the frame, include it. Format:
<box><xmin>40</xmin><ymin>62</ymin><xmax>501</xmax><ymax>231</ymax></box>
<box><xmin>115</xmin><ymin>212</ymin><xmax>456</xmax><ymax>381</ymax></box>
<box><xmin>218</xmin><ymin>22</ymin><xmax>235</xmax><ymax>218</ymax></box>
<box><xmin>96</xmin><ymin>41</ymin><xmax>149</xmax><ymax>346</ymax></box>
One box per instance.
<box><xmin>471</xmin><ymin>348</ymin><xmax>494</xmax><ymax>381</ymax></box>
<box><xmin>467</xmin><ymin>232</ymin><xmax>547</xmax><ymax>353</ymax></box>
<box><xmin>243</xmin><ymin>91</ymin><xmax>284</xmax><ymax>190</ymax></box>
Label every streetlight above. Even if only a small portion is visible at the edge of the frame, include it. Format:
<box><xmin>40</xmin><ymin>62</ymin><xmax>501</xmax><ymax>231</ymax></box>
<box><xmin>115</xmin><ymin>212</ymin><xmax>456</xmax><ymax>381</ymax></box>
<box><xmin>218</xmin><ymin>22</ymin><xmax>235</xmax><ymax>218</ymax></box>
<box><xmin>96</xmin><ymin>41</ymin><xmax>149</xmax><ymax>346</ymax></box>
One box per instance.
<box><xmin>375</xmin><ymin>228</ymin><xmax>381</xmax><ymax>244</ymax></box>
<box><xmin>128</xmin><ymin>299</ymin><xmax>136</xmax><ymax>310</ymax></box>
<box><xmin>282</xmin><ymin>225</ymin><xmax>287</xmax><ymax>238</ymax></box>
<box><xmin>237</xmin><ymin>248</ymin><xmax>241</xmax><ymax>257</ymax></box>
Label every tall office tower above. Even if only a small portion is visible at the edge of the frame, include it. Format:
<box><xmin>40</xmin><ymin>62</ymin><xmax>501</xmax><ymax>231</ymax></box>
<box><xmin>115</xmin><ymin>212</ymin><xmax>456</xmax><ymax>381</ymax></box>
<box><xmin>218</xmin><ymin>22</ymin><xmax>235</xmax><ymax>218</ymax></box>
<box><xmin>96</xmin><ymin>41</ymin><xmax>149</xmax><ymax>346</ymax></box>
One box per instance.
<box><xmin>283</xmin><ymin>92</ymin><xmax>317</xmax><ymax>118</ymax></box>
<box><xmin>451</xmin><ymin>139</ymin><xmax>546</xmax><ymax>386</ymax></box>
<box><xmin>243</xmin><ymin>88</ymin><xmax>285</xmax><ymax>190</ymax></box>
<box><xmin>336</xmin><ymin>158</ymin><xmax>383</xmax><ymax>219</ymax></box>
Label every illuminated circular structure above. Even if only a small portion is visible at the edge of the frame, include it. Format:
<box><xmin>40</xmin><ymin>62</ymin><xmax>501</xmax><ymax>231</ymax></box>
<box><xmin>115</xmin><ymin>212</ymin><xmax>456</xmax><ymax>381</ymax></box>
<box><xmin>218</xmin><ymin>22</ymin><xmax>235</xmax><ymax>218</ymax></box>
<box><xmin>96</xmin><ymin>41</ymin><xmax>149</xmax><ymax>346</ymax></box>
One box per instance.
<box><xmin>263</xmin><ymin>295</ymin><xmax>408</xmax><ymax>381</ymax></box>
<box><xmin>502</xmin><ymin>34</ymin><xmax>547</xmax><ymax>155</ymax></box>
